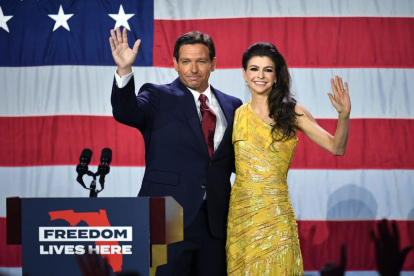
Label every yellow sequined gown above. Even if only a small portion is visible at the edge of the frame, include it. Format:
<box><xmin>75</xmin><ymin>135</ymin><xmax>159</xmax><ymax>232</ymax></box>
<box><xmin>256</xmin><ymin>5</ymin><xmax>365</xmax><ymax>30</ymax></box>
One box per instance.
<box><xmin>226</xmin><ymin>102</ymin><xmax>304</xmax><ymax>276</ymax></box>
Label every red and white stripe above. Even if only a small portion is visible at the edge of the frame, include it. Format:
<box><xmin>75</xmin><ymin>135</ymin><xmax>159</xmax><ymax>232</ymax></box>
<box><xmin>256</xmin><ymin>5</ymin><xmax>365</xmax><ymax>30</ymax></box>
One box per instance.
<box><xmin>1</xmin><ymin>0</ymin><xmax>413</xmax><ymax>275</ymax></box>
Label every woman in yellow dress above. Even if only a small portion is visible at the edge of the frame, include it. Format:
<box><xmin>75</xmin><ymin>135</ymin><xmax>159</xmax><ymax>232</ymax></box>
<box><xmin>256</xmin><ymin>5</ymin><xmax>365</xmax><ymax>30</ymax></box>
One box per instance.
<box><xmin>226</xmin><ymin>42</ymin><xmax>351</xmax><ymax>276</ymax></box>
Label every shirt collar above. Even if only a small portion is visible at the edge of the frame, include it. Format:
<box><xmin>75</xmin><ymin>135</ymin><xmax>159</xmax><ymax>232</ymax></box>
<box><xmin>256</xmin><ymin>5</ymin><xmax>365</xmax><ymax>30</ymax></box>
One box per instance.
<box><xmin>187</xmin><ymin>85</ymin><xmax>212</xmax><ymax>103</ymax></box>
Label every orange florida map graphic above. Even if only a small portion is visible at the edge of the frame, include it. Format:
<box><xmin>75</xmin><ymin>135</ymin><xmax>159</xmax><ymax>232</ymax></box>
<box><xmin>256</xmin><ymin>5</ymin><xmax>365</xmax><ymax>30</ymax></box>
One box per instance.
<box><xmin>49</xmin><ymin>209</ymin><xmax>123</xmax><ymax>273</ymax></box>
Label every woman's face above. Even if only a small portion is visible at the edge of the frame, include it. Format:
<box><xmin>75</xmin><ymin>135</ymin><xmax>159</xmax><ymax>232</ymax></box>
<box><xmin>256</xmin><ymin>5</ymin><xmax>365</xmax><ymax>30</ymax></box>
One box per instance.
<box><xmin>243</xmin><ymin>56</ymin><xmax>277</xmax><ymax>96</ymax></box>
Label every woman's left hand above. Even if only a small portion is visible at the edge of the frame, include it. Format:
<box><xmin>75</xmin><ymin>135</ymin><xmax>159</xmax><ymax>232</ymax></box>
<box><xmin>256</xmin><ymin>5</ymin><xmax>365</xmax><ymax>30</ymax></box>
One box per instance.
<box><xmin>328</xmin><ymin>76</ymin><xmax>351</xmax><ymax>118</ymax></box>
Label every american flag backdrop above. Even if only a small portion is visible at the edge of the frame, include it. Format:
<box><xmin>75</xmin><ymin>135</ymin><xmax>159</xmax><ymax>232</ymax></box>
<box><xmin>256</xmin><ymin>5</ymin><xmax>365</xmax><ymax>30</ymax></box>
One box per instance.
<box><xmin>1</xmin><ymin>0</ymin><xmax>414</xmax><ymax>275</ymax></box>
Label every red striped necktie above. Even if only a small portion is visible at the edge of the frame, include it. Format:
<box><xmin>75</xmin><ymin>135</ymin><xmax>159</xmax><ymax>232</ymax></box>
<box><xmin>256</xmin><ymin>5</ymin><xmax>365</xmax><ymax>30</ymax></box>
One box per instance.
<box><xmin>199</xmin><ymin>94</ymin><xmax>216</xmax><ymax>157</ymax></box>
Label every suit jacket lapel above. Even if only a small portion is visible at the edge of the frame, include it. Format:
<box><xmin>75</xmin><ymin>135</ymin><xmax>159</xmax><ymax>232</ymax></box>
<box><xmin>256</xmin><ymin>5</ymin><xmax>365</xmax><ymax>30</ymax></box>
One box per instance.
<box><xmin>170</xmin><ymin>78</ymin><xmax>209</xmax><ymax>156</ymax></box>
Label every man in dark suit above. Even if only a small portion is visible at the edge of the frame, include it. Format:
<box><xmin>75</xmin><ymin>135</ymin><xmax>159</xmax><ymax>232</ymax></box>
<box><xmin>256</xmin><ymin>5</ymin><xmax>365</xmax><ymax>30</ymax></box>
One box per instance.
<box><xmin>109</xmin><ymin>27</ymin><xmax>242</xmax><ymax>276</ymax></box>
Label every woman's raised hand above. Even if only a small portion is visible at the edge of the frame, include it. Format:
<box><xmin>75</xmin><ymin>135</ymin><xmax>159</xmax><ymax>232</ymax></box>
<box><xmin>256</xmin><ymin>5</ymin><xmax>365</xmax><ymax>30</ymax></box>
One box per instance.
<box><xmin>328</xmin><ymin>76</ymin><xmax>351</xmax><ymax>118</ymax></box>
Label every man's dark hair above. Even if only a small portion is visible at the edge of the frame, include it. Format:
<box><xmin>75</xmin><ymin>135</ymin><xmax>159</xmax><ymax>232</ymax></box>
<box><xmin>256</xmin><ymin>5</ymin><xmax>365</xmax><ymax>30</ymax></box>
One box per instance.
<box><xmin>173</xmin><ymin>31</ymin><xmax>216</xmax><ymax>62</ymax></box>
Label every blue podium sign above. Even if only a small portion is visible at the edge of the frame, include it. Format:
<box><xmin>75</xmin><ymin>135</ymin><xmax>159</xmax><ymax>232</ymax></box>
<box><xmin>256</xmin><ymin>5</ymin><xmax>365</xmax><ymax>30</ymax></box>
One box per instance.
<box><xmin>21</xmin><ymin>198</ymin><xmax>150</xmax><ymax>276</ymax></box>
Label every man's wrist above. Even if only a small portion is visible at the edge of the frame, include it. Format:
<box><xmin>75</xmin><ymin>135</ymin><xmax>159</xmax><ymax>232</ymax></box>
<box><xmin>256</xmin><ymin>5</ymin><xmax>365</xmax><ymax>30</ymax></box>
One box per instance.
<box><xmin>117</xmin><ymin>67</ymin><xmax>132</xmax><ymax>77</ymax></box>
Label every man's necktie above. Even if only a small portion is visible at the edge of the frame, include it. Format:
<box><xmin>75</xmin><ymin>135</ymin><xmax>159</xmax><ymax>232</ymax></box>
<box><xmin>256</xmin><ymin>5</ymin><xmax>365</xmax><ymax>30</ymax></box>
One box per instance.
<box><xmin>199</xmin><ymin>94</ymin><xmax>216</xmax><ymax>157</ymax></box>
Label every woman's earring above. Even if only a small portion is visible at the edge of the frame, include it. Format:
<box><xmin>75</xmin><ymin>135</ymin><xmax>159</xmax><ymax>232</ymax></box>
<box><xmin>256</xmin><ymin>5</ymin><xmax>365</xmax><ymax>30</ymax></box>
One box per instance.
<box><xmin>245</xmin><ymin>81</ymin><xmax>248</xmax><ymax>86</ymax></box>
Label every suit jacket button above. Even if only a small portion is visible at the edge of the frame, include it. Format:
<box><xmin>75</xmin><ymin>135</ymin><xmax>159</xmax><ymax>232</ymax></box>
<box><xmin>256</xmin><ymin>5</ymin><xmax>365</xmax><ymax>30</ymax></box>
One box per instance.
<box><xmin>201</xmin><ymin>183</ymin><xmax>206</xmax><ymax>188</ymax></box>
<box><xmin>209</xmin><ymin>162</ymin><xmax>212</xmax><ymax>166</ymax></box>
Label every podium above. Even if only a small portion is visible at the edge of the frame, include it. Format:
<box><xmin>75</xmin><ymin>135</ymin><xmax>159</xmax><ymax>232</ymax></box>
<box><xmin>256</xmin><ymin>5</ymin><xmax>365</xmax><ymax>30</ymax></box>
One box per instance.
<box><xmin>6</xmin><ymin>197</ymin><xmax>183</xmax><ymax>276</ymax></box>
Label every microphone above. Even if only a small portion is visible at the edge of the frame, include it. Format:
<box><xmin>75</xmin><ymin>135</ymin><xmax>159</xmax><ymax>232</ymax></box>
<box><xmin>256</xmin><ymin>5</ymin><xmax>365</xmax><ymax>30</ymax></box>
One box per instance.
<box><xmin>99</xmin><ymin>148</ymin><xmax>112</xmax><ymax>168</ymax></box>
<box><xmin>76</xmin><ymin>148</ymin><xmax>93</xmax><ymax>189</ymax></box>
<box><xmin>77</xmin><ymin>148</ymin><xmax>92</xmax><ymax>175</ymax></box>
<box><xmin>97</xmin><ymin>148</ymin><xmax>112</xmax><ymax>191</ymax></box>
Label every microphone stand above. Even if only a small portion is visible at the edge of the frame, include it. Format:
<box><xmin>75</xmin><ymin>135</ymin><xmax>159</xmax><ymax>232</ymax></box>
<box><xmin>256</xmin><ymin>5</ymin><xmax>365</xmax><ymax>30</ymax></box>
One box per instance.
<box><xmin>77</xmin><ymin>169</ymin><xmax>102</xmax><ymax>198</ymax></box>
<box><xmin>89</xmin><ymin>174</ymin><xmax>98</xmax><ymax>198</ymax></box>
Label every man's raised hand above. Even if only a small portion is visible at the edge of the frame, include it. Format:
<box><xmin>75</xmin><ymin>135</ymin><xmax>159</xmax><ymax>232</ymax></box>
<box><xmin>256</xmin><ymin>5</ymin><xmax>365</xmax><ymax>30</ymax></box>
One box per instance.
<box><xmin>109</xmin><ymin>27</ymin><xmax>141</xmax><ymax>76</ymax></box>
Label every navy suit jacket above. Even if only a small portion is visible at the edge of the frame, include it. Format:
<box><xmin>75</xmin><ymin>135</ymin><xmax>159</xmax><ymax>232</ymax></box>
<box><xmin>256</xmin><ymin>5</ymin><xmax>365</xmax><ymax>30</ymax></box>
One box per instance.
<box><xmin>111</xmin><ymin>77</ymin><xmax>242</xmax><ymax>239</ymax></box>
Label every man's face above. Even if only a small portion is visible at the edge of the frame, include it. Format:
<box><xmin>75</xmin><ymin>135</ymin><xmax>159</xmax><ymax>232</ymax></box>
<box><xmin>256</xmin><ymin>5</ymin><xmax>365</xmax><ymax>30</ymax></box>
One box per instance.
<box><xmin>173</xmin><ymin>44</ymin><xmax>216</xmax><ymax>93</ymax></box>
